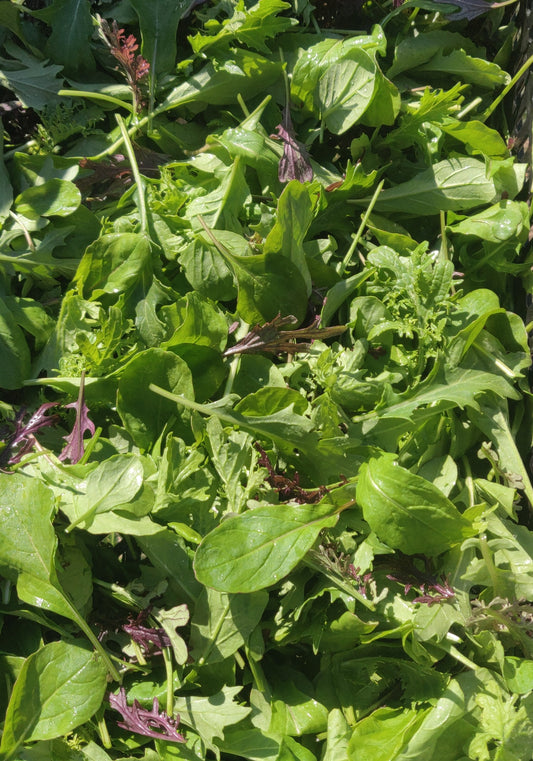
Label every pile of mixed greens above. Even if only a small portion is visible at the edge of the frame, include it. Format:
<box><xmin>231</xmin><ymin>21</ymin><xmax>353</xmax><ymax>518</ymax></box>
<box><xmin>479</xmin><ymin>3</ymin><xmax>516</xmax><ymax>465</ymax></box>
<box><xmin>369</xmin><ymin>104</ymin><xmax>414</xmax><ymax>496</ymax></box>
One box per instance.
<box><xmin>1</xmin><ymin>0</ymin><xmax>533</xmax><ymax>758</ymax></box>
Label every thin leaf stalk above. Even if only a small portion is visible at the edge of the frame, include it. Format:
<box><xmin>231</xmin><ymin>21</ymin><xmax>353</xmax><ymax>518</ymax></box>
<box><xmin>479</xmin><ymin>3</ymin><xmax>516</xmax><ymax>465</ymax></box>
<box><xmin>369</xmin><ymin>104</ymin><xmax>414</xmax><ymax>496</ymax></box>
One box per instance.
<box><xmin>196</xmin><ymin>599</ymin><xmax>232</xmax><ymax>667</ymax></box>
<box><xmin>96</xmin><ymin>706</ymin><xmax>113</xmax><ymax>749</ymax></box>
<box><xmin>245</xmin><ymin>647</ymin><xmax>271</xmax><ymax>698</ymax></box>
<box><xmin>8</xmin><ymin>210</ymin><xmax>35</xmax><ymax>251</ymax></box>
<box><xmin>339</xmin><ymin>179</ymin><xmax>385</xmax><ymax>273</ymax></box>
<box><xmin>116</xmin><ymin>113</ymin><xmax>148</xmax><ymax>234</ymax></box>
<box><xmin>71</xmin><ymin>605</ymin><xmax>122</xmax><ymax>682</ymax></box>
<box><xmin>162</xmin><ymin>646</ymin><xmax>174</xmax><ymax>717</ymax></box>
<box><xmin>77</xmin><ymin>426</ymin><xmax>103</xmax><ymax>466</ymax></box>
<box><xmin>481</xmin><ymin>53</ymin><xmax>533</xmax><ymax>122</ymax></box>
<box><xmin>57</xmin><ymin>89</ymin><xmax>134</xmax><ymax>113</ymax></box>
<box><xmin>462</xmin><ymin>455</ymin><xmax>476</xmax><ymax>508</ymax></box>
<box><xmin>478</xmin><ymin>534</ymin><xmax>504</xmax><ymax>598</ymax></box>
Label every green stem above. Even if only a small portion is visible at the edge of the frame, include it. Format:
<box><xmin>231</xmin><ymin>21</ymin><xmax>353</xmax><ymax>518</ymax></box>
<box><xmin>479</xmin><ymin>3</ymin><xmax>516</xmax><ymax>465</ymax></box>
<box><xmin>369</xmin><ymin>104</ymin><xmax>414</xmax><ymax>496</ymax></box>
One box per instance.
<box><xmin>77</xmin><ymin>426</ymin><xmax>102</xmax><ymax>466</ymax></box>
<box><xmin>70</xmin><ymin>604</ymin><xmax>121</xmax><ymax>682</ymax></box>
<box><xmin>244</xmin><ymin>646</ymin><xmax>271</xmax><ymax>698</ymax></box>
<box><xmin>84</xmin><ymin>113</ymin><xmax>151</xmax><ymax>161</ymax></box>
<box><xmin>481</xmin><ymin>52</ymin><xmax>533</xmax><ymax>122</ymax></box>
<box><xmin>116</xmin><ymin>114</ymin><xmax>148</xmax><ymax>234</ymax></box>
<box><xmin>58</xmin><ymin>89</ymin><xmax>134</xmax><ymax>113</ymax></box>
<box><xmin>163</xmin><ymin>647</ymin><xmax>174</xmax><ymax>716</ymax></box>
<box><xmin>472</xmin><ymin>339</ymin><xmax>517</xmax><ymax>379</ymax></box>
<box><xmin>237</xmin><ymin>93</ymin><xmax>250</xmax><ymax>118</ymax></box>
<box><xmin>96</xmin><ymin>707</ymin><xmax>112</xmax><ymax>749</ymax></box>
<box><xmin>439</xmin><ymin>211</ymin><xmax>448</xmax><ymax>261</ymax></box>
<box><xmin>462</xmin><ymin>455</ymin><xmax>475</xmax><ymax>508</ymax></box>
<box><xmin>479</xmin><ymin>534</ymin><xmax>503</xmax><ymax>597</ymax></box>
<box><xmin>223</xmin><ymin>353</ymin><xmax>242</xmax><ymax>396</ymax></box>
<box><xmin>339</xmin><ymin>179</ymin><xmax>384</xmax><ymax>273</ymax></box>
<box><xmin>9</xmin><ymin>210</ymin><xmax>35</xmax><ymax>251</ymax></box>
<box><xmin>456</xmin><ymin>97</ymin><xmax>482</xmax><ymax>120</ymax></box>
<box><xmin>197</xmin><ymin>600</ymin><xmax>231</xmax><ymax>668</ymax></box>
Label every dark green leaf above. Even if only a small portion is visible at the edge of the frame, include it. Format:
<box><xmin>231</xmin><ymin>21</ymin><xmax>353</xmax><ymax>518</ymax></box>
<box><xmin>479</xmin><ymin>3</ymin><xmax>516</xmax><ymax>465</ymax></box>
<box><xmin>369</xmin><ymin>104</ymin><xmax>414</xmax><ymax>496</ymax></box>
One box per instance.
<box><xmin>44</xmin><ymin>0</ymin><xmax>95</xmax><ymax>77</ymax></box>
<box><xmin>117</xmin><ymin>349</ymin><xmax>194</xmax><ymax>450</ymax></box>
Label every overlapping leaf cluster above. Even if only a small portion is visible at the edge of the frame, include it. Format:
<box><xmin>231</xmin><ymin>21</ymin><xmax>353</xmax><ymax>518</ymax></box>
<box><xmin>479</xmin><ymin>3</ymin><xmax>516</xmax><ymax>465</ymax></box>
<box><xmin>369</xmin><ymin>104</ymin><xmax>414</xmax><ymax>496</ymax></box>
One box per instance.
<box><xmin>1</xmin><ymin>0</ymin><xmax>533</xmax><ymax>759</ymax></box>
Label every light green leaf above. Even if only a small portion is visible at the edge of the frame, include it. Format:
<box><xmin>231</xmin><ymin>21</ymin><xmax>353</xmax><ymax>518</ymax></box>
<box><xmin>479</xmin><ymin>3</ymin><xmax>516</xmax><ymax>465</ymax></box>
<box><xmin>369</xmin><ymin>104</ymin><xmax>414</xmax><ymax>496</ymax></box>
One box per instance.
<box><xmin>65</xmin><ymin>454</ymin><xmax>145</xmax><ymax>531</ymax></box>
<box><xmin>441</xmin><ymin>119</ymin><xmax>509</xmax><ymax>159</ymax></box>
<box><xmin>187</xmin><ymin>156</ymin><xmax>250</xmax><ymax>233</ymax></box>
<box><xmin>74</xmin><ymin>233</ymin><xmax>152</xmax><ymax>300</ymax></box>
<box><xmin>160</xmin><ymin>50</ymin><xmax>281</xmax><ymax>111</ymax></box>
<box><xmin>197</xmin><ymin>225</ymin><xmax>309</xmax><ymax>325</ymax></box>
<box><xmin>357</xmin><ymin>455</ymin><xmax>474</xmax><ymax>555</ymax></box>
<box><xmin>194</xmin><ymin>502</ymin><xmax>339</xmax><ymax>593</ymax></box>
<box><xmin>160</xmin><ymin>291</ymin><xmax>227</xmax><ymax>352</ymax></box>
<box><xmin>0</xmin><ymin>641</ymin><xmax>107</xmax><ymax>760</ymax></box>
<box><xmin>190</xmin><ymin>587</ymin><xmax>268</xmax><ymax>665</ymax></box>
<box><xmin>15</xmin><ymin>179</ymin><xmax>81</xmax><ymax>219</ymax></box>
<box><xmin>322</xmin><ymin>709</ymin><xmax>352</xmax><ymax>761</ymax></box>
<box><xmin>188</xmin><ymin>0</ymin><xmax>295</xmax><ymax>55</ymax></box>
<box><xmin>317</xmin><ymin>52</ymin><xmax>376</xmax><ymax>134</ymax></box>
<box><xmin>263</xmin><ymin>181</ymin><xmax>313</xmax><ymax>295</ymax></box>
<box><xmin>291</xmin><ymin>28</ymin><xmax>385</xmax><ymax>115</ymax></box>
<box><xmin>447</xmin><ymin>200</ymin><xmax>529</xmax><ymax>243</ymax></box>
<box><xmin>156</xmin><ymin>604</ymin><xmax>190</xmax><ymax>665</ymax></box>
<box><xmin>173</xmin><ymin>687</ymin><xmax>251</xmax><ymax>750</ymax></box>
<box><xmin>0</xmin><ymin>298</ymin><xmax>31</xmax><ymax>390</ymax></box>
<box><xmin>347</xmin><ymin>707</ymin><xmax>428</xmax><ymax>761</ymax></box>
<box><xmin>418</xmin><ymin>49</ymin><xmax>509</xmax><ymax>89</ymax></box>
<box><xmin>0</xmin><ymin>473</ymin><xmax>76</xmax><ymax>622</ymax></box>
<box><xmin>361</xmin><ymin>157</ymin><xmax>498</xmax><ymax>215</ymax></box>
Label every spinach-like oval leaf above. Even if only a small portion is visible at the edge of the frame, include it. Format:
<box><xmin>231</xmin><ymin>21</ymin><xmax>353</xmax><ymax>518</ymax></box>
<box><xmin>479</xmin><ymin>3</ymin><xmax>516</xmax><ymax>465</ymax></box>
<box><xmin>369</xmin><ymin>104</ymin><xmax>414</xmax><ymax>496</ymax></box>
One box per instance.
<box><xmin>194</xmin><ymin>503</ymin><xmax>339</xmax><ymax>593</ymax></box>
<box><xmin>357</xmin><ymin>455</ymin><xmax>473</xmax><ymax>555</ymax></box>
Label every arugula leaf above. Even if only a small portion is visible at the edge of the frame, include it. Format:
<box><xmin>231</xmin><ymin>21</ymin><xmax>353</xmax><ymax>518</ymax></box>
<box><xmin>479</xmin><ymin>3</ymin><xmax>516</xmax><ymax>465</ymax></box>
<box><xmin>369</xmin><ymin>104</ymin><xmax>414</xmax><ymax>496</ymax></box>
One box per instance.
<box><xmin>43</xmin><ymin>0</ymin><xmax>96</xmax><ymax>77</ymax></box>
<box><xmin>0</xmin><ymin>42</ymin><xmax>63</xmax><ymax>109</ymax></box>
<box><xmin>130</xmin><ymin>0</ymin><xmax>192</xmax><ymax>77</ymax></box>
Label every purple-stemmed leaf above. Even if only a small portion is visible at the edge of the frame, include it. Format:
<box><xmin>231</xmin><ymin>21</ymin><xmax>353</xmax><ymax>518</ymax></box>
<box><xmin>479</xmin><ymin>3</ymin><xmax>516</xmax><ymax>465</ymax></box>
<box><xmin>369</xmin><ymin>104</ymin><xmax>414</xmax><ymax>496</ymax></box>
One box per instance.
<box><xmin>224</xmin><ymin>314</ymin><xmax>345</xmax><ymax>357</ymax></box>
<box><xmin>1</xmin><ymin>403</ymin><xmax>59</xmax><ymax>467</ymax></box>
<box><xmin>108</xmin><ymin>688</ymin><xmax>185</xmax><ymax>743</ymax></box>
<box><xmin>59</xmin><ymin>372</ymin><xmax>95</xmax><ymax>464</ymax></box>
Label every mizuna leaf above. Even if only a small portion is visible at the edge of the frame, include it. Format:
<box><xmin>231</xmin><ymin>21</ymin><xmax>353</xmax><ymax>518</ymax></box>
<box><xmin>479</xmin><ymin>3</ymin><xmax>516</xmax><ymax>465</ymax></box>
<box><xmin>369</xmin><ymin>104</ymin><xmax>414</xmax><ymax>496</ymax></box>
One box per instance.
<box><xmin>357</xmin><ymin>455</ymin><xmax>474</xmax><ymax>555</ymax></box>
<box><xmin>194</xmin><ymin>502</ymin><xmax>340</xmax><ymax>592</ymax></box>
